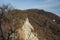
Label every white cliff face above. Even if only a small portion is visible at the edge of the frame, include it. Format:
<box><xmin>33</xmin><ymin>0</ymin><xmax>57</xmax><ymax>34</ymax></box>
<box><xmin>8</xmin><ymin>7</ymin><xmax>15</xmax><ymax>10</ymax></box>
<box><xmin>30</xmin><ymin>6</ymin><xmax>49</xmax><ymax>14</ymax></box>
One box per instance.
<box><xmin>18</xmin><ymin>18</ymin><xmax>39</xmax><ymax>40</ymax></box>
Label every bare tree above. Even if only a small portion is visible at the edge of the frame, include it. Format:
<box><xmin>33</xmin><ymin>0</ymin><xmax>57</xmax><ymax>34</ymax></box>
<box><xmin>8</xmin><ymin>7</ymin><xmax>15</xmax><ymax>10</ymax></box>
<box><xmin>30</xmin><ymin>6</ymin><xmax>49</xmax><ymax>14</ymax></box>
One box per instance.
<box><xmin>0</xmin><ymin>4</ymin><xmax>14</xmax><ymax>40</ymax></box>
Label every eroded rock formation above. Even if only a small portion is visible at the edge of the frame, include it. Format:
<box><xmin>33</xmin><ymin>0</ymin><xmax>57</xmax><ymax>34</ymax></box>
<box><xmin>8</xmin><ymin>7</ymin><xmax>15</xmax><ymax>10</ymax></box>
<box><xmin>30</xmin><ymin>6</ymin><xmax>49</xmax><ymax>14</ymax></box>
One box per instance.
<box><xmin>0</xmin><ymin>9</ymin><xmax>60</xmax><ymax>40</ymax></box>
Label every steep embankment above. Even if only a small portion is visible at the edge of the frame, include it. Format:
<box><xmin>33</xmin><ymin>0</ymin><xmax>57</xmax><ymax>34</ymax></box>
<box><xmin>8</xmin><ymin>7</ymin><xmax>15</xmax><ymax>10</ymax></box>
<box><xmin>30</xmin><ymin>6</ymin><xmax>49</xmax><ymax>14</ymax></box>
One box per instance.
<box><xmin>0</xmin><ymin>9</ymin><xmax>60</xmax><ymax>40</ymax></box>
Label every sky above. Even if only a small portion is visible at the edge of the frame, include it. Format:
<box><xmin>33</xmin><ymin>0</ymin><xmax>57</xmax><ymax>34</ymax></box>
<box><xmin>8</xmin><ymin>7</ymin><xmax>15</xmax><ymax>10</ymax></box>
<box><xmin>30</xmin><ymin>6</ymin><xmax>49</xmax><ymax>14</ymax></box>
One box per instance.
<box><xmin>0</xmin><ymin>0</ymin><xmax>60</xmax><ymax>16</ymax></box>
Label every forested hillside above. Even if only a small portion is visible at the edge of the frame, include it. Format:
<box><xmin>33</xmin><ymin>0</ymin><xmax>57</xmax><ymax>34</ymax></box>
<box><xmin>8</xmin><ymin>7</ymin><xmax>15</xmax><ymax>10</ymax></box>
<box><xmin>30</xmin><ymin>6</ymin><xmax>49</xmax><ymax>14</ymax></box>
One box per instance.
<box><xmin>0</xmin><ymin>6</ymin><xmax>60</xmax><ymax>40</ymax></box>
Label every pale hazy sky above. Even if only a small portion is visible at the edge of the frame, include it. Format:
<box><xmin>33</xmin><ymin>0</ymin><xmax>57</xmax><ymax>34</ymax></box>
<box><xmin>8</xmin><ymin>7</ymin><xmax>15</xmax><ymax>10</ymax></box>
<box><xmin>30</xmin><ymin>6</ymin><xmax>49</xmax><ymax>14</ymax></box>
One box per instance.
<box><xmin>0</xmin><ymin>0</ymin><xmax>60</xmax><ymax>16</ymax></box>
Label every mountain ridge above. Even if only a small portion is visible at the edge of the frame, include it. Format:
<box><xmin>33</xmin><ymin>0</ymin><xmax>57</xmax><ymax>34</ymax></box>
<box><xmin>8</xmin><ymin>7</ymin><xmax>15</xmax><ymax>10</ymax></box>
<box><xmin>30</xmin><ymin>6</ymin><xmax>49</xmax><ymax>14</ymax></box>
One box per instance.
<box><xmin>0</xmin><ymin>9</ymin><xmax>60</xmax><ymax>40</ymax></box>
